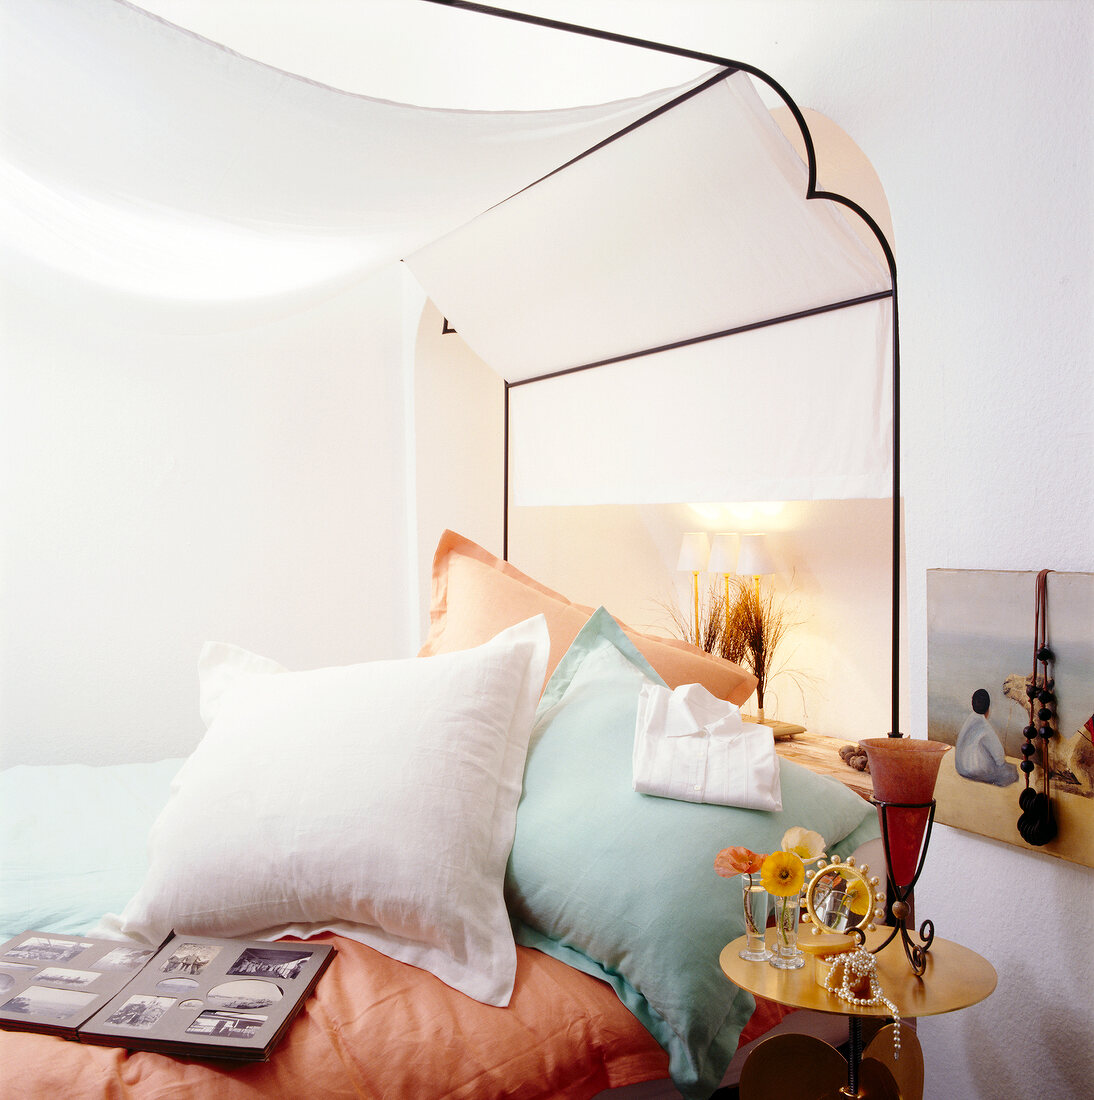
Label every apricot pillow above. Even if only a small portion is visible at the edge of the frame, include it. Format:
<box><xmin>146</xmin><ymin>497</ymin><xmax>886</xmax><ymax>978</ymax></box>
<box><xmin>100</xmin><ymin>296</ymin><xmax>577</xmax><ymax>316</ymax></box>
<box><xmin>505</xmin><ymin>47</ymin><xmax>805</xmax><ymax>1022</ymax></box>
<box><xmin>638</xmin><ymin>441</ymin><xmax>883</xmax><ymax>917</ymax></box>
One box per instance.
<box><xmin>420</xmin><ymin>531</ymin><xmax>756</xmax><ymax>705</ymax></box>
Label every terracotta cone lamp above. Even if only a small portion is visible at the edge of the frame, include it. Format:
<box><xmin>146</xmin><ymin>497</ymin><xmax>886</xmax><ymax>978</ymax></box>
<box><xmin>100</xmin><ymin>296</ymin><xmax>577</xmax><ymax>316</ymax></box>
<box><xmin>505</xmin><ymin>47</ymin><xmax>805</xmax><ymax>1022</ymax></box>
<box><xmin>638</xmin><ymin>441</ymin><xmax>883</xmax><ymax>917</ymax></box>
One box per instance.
<box><xmin>861</xmin><ymin>737</ymin><xmax>950</xmax><ymax>887</ymax></box>
<box><xmin>860</xmin><ymin>737</ymin><xmax>951</xmax><ymax>974</ymax></box>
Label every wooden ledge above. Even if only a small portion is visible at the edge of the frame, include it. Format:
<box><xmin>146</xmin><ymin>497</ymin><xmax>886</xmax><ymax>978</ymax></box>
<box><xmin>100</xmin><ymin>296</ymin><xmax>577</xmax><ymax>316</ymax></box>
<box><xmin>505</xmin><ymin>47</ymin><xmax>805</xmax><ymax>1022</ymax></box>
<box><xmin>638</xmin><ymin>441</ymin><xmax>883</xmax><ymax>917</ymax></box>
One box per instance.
<box><xmin>775</xmin><ymin>733</ymin><xmax>874</xmax><ymax>800</ymax></box>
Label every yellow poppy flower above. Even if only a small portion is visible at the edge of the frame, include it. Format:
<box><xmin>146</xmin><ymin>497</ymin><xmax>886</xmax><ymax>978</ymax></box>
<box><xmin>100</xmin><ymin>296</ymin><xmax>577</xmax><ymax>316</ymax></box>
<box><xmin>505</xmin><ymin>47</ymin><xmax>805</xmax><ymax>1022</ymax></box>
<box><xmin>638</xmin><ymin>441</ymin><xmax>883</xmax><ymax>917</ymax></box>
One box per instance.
<box><xmin>845</xmin><ymin>876</ymin><xmax>871</xmax><ymax>916</ymax></box>
<box><xmin>760</xmin><ymin>850</ymin><xmax>805</xmax><ymax>897</ymax></box>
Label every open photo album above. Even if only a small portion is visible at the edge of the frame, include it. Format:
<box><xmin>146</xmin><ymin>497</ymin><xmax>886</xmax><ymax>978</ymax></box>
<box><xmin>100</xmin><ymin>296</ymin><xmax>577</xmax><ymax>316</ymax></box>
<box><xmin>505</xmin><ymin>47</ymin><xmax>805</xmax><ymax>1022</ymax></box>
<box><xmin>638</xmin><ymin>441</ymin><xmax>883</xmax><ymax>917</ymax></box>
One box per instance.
<box><xmin>0</xmin><ymin>930</ymin><xmax>334</xmax><ymax>1061</ymax></box>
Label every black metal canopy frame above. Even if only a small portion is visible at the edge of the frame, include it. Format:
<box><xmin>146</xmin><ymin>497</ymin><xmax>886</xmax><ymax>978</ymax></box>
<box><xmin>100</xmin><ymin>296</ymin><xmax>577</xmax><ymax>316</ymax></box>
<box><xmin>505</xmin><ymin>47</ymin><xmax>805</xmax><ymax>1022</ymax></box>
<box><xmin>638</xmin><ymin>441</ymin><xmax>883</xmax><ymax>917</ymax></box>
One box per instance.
<box><xmin>421</xmin><ymin>0</ymin><xmax>902</xmax><ymax>743</ymax></box>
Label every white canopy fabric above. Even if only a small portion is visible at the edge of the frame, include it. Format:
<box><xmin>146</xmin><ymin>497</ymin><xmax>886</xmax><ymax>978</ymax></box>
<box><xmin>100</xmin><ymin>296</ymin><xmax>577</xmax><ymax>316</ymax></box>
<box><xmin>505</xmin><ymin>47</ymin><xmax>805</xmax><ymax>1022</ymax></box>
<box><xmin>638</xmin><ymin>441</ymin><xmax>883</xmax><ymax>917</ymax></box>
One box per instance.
<box><xmin>403</xmin><ymin>65</ymin><xmax>894</xmax><ymax>505</ymax></box>
<box><xmin>1</xmin><ymin>0</ymin><xmax>706</xmax><ymax>308</ymax></box>
<box><xmin>406</xmin><ymin>70</ymin><xmax>890</xmax><ymax>383</ymax></box>
<box><xmin>509</xmin><ymin>298</ymin><xmax>893</xmax><ymax>505</ymax></box>
<box><xmin>1</xmin><ymin>0</ymin><xmax>895</xmax><ymax>504</ymax></box>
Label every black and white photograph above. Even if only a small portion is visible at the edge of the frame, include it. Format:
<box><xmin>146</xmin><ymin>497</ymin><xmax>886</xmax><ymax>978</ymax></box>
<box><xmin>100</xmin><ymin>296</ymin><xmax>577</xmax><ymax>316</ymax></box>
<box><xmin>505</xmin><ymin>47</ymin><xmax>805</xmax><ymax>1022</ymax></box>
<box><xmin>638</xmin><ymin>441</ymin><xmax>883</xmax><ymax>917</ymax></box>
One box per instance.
<box><xmin>1</xmin><ymin>984</ymin><xmax>98</xmax><ymax>1021</ymax></box>
<box><xmin>185</xmin><ymin>1009</ymin><xmax>268</xmax><ymax>1040</ymax></box>
<box><xmin>97</xmin><ymin>946</ymin><xmax>154</xmax><ymax>971</ymax></box>
<box><xmin>228</xmin><ymin>947</ymin><xmax>310</xmax><ymax>981</ymax></box>
<box><xmin>161</xmin><ymin>944</ymin><xmax>221</xmax><ymax>976</ymax></box>
<box><xmin>35</xmin><ymin>967</ymin><xmax>100</xmax><ymax>989</ymax></box>
<box><xmin>156</xmin><ymin>977</ymin><xmax>199</xmax><ymax>997</ymax></box>
<box><xmin>103</xmin><ymin>994</ymin><xmax>174</xmax><ymax>1030</ymax></box>
<box><xmin>0</xmin><ymin>963</ymin><xmax>35</xmax><ymax>998</ymax></box>
<box><xmin>4</xmin><ymin>937</ymin><xmax>92</xmax><ymax>964</ymax></box>
<box><xmin>207</xmin><ymin>979</ymin><xmax>283</xmax><ymax>1010</ymax></box>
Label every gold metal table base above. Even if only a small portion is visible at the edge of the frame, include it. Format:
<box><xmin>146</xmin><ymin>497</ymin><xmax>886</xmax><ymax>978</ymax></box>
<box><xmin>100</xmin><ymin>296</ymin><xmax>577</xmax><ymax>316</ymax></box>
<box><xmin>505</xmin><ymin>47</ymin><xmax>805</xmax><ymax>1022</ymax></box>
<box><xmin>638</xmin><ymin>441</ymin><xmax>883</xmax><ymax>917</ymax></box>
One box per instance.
<box><xmin>738</xmin><ymin>1023</ymin><xmax>922</xmax><ymax>1099</ymax></box>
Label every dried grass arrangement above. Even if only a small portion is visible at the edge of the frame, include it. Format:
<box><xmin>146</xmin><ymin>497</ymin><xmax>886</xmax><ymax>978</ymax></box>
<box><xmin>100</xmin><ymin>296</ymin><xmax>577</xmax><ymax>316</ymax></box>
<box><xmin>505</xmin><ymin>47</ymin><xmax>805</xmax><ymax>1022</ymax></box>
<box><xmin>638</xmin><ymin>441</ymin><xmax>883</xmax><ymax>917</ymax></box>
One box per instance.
<box><xmin>730</xmin><ymin>579</ymin><xmax>801</xmax><ymax>717</ymax></box>
<box><xmin>662</xmin><ymin>578</ymin><xmax>727</xmax><ymax>658</ymax></box>
<box><xmin>662</xmin><ymin>577</ymin><xmax>806</xmax><ymax>718</ymax></box>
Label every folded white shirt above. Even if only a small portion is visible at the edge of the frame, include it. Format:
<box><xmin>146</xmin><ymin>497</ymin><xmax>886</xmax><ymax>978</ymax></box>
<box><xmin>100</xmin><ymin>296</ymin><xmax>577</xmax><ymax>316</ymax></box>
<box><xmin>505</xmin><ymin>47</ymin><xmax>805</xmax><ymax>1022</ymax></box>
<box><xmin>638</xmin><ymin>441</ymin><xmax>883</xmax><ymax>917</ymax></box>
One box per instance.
<box><xmin>632</xmin><ymin>681</ymin><xmax>782</xmax><ymax>811</ymax></box>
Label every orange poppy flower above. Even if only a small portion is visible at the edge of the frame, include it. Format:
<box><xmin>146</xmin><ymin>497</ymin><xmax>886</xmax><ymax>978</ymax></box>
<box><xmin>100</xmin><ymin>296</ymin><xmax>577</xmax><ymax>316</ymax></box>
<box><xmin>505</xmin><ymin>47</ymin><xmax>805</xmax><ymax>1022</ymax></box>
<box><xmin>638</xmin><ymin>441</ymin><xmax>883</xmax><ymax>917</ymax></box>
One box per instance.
<box><xmin>714</xmin><ymin>846</ymin><xmax>766</xmax><ymax>878</ymax></box>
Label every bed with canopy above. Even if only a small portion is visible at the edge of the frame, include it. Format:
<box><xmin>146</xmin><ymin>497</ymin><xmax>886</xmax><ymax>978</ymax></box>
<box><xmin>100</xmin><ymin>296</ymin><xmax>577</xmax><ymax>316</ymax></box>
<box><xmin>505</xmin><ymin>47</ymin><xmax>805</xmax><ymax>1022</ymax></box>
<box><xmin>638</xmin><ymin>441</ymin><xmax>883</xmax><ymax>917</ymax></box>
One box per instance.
<box><xmin>0</xmin><ymin>2</ymin><xmax>899</xmax><ymax>1096</ymax></box>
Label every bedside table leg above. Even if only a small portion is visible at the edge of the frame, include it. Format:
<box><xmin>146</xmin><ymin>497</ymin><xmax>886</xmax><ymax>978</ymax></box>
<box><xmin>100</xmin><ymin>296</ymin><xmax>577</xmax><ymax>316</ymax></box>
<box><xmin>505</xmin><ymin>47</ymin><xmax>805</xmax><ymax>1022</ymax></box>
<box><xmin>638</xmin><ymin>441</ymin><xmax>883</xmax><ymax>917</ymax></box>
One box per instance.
<box><xmin>847</xmin><ymin>1015</ymin><xmax>864</xmax><ymax>1094</ymax></box>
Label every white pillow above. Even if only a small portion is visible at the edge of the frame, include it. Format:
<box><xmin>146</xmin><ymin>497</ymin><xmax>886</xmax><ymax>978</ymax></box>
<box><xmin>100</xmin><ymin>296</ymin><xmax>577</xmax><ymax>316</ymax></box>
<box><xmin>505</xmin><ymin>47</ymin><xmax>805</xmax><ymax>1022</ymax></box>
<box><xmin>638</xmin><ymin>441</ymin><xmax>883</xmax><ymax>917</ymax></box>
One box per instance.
<box><xmin>108</xmin><ymin>616</ymin><xmax>549</xmax><ymax>1007</ymax></box>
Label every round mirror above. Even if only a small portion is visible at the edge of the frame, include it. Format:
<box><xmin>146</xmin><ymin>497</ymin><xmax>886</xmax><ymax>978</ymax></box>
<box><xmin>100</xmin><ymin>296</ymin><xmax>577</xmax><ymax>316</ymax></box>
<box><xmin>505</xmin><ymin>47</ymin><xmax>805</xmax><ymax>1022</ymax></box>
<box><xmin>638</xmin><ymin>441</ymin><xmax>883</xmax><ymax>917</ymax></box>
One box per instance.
<box><xmin>803</xmin><ymin>856</ymin><xmax>884</xmax><ymax>937</ymax></box>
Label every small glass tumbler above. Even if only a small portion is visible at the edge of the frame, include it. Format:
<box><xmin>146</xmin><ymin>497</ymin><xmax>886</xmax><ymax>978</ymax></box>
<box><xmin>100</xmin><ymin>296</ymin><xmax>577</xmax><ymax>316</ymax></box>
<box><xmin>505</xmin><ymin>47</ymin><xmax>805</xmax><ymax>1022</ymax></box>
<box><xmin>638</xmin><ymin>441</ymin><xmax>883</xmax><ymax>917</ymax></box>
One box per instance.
<box><xmin>738</xmin><ymin>873</ymin><xmax>772</xmax><ymax>961</ymax></box>
<box><xmin>769</xmin><ymin>890</ymin><xmax>805</xmax><ymax>970</ymax></box>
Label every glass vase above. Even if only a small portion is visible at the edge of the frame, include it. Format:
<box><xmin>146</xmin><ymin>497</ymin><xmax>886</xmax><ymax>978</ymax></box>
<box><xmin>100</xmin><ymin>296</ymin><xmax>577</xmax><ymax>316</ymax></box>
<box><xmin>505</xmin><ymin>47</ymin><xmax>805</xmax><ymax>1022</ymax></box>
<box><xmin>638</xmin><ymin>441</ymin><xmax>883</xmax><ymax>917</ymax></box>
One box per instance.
<box><xmin>769</xmin><ymin>890</ymin><xmax>804</xmax><ymax>969</ymax></box>
<box><xmin>738</xmin><ymin>873</ymin><xmax>772</xmax><ymax>961</ymax></box>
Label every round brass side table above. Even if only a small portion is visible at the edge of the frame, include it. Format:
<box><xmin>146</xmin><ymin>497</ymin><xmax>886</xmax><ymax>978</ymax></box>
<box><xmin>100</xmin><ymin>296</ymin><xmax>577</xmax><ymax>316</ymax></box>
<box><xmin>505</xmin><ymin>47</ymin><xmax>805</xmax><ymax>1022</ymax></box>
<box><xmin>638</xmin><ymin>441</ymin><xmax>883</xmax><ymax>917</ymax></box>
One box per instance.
<box><xmin>720</xmin><ymin>929</ymin><xmax>996</xmax><ymax>1099</ymax></box>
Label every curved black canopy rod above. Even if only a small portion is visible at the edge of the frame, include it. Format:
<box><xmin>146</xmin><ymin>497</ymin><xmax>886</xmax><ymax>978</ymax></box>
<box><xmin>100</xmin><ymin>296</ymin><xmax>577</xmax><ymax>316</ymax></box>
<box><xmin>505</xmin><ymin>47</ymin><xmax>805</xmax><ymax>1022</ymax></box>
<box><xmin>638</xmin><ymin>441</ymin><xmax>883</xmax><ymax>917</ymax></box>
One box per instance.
<box><xmin>421</xmin><ymin>0</ymin><xmax>901</xmax><ymax>740</ymax></box>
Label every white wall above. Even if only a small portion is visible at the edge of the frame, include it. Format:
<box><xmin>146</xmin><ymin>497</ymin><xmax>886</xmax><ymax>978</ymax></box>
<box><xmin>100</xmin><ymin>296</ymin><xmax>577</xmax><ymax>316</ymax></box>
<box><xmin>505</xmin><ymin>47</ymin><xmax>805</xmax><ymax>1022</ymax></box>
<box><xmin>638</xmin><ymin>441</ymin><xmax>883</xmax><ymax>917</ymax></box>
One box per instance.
<box><xmin>879</xmin><ymin>2</ymin><xmax>1094</xmax><ymax>1094</ymax></box>
<box><xmin>1</xmin><ymin>263</ymin><xmax>414</xmax><ymax>766</ymax></box>
<box><xmin>413</xmin><ymin>300</ymin><xmax>505</xmax><ymax>619</ymax></box>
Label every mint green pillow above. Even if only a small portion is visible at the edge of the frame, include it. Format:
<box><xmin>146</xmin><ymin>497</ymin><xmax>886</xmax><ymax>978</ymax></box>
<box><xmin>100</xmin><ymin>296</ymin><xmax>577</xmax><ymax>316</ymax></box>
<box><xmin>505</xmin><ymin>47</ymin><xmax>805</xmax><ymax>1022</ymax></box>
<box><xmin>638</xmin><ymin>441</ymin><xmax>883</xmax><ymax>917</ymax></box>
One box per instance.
<box><xmin>506</xmin><ymin>608</ymin><xmax>879</xmax><ymax>1099</ymax></box>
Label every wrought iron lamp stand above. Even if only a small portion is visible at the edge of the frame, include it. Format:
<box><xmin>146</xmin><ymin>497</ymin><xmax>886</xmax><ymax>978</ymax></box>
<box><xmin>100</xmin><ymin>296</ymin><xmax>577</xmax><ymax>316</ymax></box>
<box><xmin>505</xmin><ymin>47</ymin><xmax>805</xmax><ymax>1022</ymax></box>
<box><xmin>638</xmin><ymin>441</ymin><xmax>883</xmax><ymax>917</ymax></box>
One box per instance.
<box><xmin>871</xmin><ymin>797</ymin><xmax>937</xmax><ymax>975</ymax></box>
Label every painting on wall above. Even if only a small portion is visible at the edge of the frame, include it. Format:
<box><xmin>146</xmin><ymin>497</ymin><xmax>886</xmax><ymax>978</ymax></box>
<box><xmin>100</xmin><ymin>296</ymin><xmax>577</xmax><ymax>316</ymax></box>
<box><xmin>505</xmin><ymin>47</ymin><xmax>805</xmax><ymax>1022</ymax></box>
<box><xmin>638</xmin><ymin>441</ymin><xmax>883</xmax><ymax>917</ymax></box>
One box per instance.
<box><xmin>926</xmin><ymin>569</ymin><xmax>1094</xmax><ymax>868</ymax></box>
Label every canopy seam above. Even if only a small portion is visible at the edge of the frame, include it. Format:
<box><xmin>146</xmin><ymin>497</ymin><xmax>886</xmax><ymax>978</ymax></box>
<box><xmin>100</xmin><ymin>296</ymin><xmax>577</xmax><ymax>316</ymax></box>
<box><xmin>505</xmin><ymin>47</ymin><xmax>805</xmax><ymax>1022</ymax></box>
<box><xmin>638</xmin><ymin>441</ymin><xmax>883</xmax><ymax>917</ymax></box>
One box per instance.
<box><xmin>507</xmin><ymin>290</ymin><xmax>894</xmax><ymax>389</ymax></box>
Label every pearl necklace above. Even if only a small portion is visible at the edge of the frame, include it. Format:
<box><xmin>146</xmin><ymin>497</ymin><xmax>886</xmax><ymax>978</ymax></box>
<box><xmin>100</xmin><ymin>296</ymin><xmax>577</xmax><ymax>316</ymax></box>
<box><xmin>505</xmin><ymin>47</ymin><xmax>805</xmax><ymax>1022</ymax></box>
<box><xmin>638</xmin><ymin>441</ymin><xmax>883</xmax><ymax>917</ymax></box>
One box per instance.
<box><xmin>823</xmin><ymin>945</ymin><xmax>902</xmax><ymax>1060</ymax></box>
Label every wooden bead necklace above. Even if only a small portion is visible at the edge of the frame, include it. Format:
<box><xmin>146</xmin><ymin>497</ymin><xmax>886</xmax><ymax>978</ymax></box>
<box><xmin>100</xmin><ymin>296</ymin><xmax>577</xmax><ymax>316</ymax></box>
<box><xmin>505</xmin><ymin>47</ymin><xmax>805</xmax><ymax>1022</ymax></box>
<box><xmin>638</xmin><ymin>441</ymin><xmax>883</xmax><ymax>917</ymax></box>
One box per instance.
<box><xmin>1017</xmin><ymin>569</ymin><xmax>1057</xmax><ymax>846</ymax></box>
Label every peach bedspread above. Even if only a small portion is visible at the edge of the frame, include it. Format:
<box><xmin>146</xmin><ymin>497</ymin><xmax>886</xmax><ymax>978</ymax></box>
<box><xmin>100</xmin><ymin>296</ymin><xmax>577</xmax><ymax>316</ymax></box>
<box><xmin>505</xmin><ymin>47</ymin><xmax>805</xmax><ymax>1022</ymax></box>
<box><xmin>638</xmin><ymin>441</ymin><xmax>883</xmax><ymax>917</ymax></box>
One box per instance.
<box><xmin>1</xmin><ymin>937</ymin><xmax>667</xmax><ymax>1099</ymax></box>
<box><xmin>0</xmin><ymin>935</ymin><xmax>787</xmax><ymax>1099</ymax></box>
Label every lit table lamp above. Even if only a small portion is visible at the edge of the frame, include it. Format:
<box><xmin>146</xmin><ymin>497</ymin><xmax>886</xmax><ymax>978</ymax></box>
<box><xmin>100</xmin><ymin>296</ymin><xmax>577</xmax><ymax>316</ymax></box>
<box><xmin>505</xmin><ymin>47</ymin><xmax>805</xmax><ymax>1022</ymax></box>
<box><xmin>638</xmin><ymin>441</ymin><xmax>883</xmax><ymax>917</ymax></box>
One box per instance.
<box><xmin>707</xmin><ymin>533</ymin><xmax>739</xmax><ymax>633</ymax></box>
<box><xmin>735</xmin><ymin>533</ymin><xmax>776</xmax><ymax>602</ymax></box>
<box><xmin>676</xmin><ymin>532</ymin><xmax>710</xmax><ymax>647</ymax></box>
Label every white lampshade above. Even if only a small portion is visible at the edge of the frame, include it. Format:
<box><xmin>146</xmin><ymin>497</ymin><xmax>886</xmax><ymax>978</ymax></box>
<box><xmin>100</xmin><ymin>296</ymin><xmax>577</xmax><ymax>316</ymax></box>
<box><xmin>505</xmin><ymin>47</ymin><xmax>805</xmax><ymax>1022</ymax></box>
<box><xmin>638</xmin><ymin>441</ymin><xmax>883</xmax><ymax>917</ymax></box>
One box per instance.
<box><xmin>676</xmin><ymin>532</ymin><xmax>711</xmax><ymax>572</ymax></box>
<box><xmin>735</xmin><ymin>533</ymin><xmax>777</xmax><ymax>577</ymax></box>
<box><xmin>707</xmin><ymin>533</ymin><xmax>739</xmax><ymax>575</ymax></box>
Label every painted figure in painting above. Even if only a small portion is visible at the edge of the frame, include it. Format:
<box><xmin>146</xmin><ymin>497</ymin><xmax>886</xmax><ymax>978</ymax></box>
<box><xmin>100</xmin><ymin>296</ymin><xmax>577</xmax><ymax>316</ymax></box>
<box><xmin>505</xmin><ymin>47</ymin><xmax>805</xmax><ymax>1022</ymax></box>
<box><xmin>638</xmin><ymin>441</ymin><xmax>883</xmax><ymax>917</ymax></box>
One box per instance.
<box><xmin>955</xmin><ymin>689</ymin><xmax>1018</xmax><ymax>787</ymax></box>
